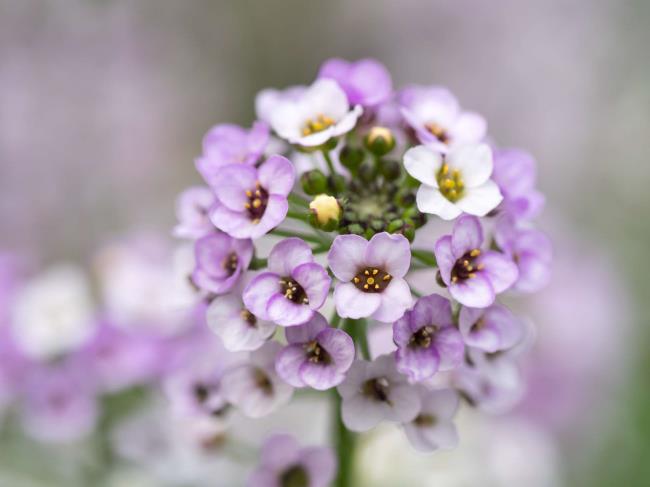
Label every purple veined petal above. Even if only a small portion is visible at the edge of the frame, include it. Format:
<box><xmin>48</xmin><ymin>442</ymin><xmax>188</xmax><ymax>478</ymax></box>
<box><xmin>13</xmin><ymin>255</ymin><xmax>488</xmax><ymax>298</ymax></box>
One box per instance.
<box><xmin>285</xmin><ymin>313</ymin><xmax>329</xmax><ymax>344</ymax></box>
<box><xmin>515</xmin><ymin>252</ymin><xmax>551</xmax><ymax>293</ymax></box>
<box><xmin>386</xmin><ymin>383</ymin><xmax>421</xmax><ymax>423</ymax></box>
<box><xmin>247</xmin><ymin>121</ymin><xmax>271</xmax><ymax>155</ymax></box>
<box><xmin>478</xmin><ymin>250</ymin><xmax>519</xmax><ymax>294</ymax></box>
<box><xmin>291</xmin><ymin>263</ymin><xmax>331</xmax><ymax>310</ymax></box>
<box><xmin>247</xmin><ymin>468</ymin><xmax>277</xmax><ymax>487</ymax></box>
<box><xmin>451</xmin><ymin>215</ymin><xmax>483</xmax><ymax>258</ymax></box>
<box><xmin>392</xmin><ymin>314</ymin><xmax>415</xmax><ymax>348</ymax></box>
<box><xmin>432</xmin><ymin>326</ymin><xmax>464</xmax><ymax>371</ymax></box>
<box><xmin>372</xmin><ymin>278</ymin><xmax>413</xmax><ymax>323</ymax></box>
<box><xmin>515</xmin><ymin>229</ymin><xmax>553</xmax><ymax>262</ymax></box>
<box><xmin>455</xmin><ymin>180</ymin><xmax>503</xmax><ymax>217</ymax></box>
<box><xmin>449</xmin><ymin>112</ymin><xmax>487</xmax><ymax>146</ymax></box>
<box><xmin>449</xmin><ymin>274</ymin><xmax>495</xmax><ymax>308</ymax></box>
<box><xmin>193</xmin><ymin>233</ymin><xmax>234</xmax><ymax>278</ymax></box>
<box><xmin>395</xmin><ymin>345</ymin><xmax>440</xmax><ymax>382</ymax></box>
<box><xmin>434</xmin><ymin>236</ymin><xmax>455</xmax><ymax>284</ymax></box>
<box><xmin>275</xmin><ymin>345</ymin><xmax>308</xmax><ymax>388</ymax></box>
<box><xmin>327</xmin><ymin>235</ymin><xmax>368</xmax><ymax>281</ymax></box>
<box><xmin>301</xmin><ymin>446</ymin><xmax>337</xmax><ymax>487</ymax></box>
<box><xmin>233</xmin><ymin>238</ymin><xmax>254</xmax><ymax>268</ymax></box>
<box><xmin>258</xmin><ymin>155</ymin><xmax>296</xmax><ymax>196</ymax></box>
<box><xmin>299</xmin><ymin>360</ymin><xmax>341</xmax><ymax>390</ymax></box>
<box><xmin>268</xmin><ymin>238</ymin><xmax>314</xmax><ymax>276</ymax></box>
<box><xmin>365</xmin><ymin>232</ymin><xmax>411</xmax><ymax>278</ymax></box>
<box><xmin>317</xmin><ymin>327</ymin><xmax>355</xmax><ymax>373</ymax></box>
<box><xmin>260</xmin><ymin>434</ymin><xmax>302</xmax><ymax>471</ymax></box>
<box><xmin>403</xmin><ymin>145</ymin><xmax>441</xmax><ymax>188</ymax></box>
<box><xmin>334</xmin><ymin>282</ymin><xmax>381</xmax><ymax>319</ymax></box>
<box><xmin>404</xmin><ymin>419</ymin><xmax>459</xmax><ymax>452</ymax></box>
<box><xmin>266</xmin><ymin>293</ymin><xmax>313</xmax><ymax>327</ymax></box>
<box><xmin>461</xmin><ymin>304</ymin><xmax>525</xmax><ymax>352</ymax></box>
<box><xmin>417</xmin><ymin>294</ymin><xmax>454</xmax><ymax>329</ymax></box>
<box><xmin>341</xmin><ymin>394</ymin><xmax>387</xmax><ymax>432</ymax></box>
<box><xmin>202</xmin><ymin>123</ymin><xmax>246</xmax><ymax>152</ymax></box>
<box><xmin>251</xmin><ymin>194</ymin><xmax>289</xmax><ymax>239</ymax></box>
<box><xmin>416</xmin><ymin>186</ymin><xmax>463</xmax><ymax>221</ymax></box>
<box><xmin>191</xmin><ymin>264</ymin><xmax>241</xmax><ymax>295</ymax></box>
<box><xmin>209</xmin><ymin>201</ymin><xmax>253</xmax><ymax>239</ymax></box>
<box><xmin>243</xmin><ymin>272</ymin><xmax>282</xmax><ymax>320</ymax></box>
<box><xmin>209</xmin><ymin>164</ymin><xmax>258</xmax><ymax>208</ymax></box>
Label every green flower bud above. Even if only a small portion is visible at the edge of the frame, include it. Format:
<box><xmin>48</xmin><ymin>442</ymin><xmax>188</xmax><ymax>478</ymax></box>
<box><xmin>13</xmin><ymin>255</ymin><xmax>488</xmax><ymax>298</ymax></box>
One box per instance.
<box><xmin>380</xmin><ymin>159</ymin><xmax>401</xmax><ymax>181</ymax></box>
<box><xmin>370</xmin><ymin>219</ymin><xmax>385</xmax><ymax>232</ymax></box>
<box><xmin>301</xmin><ymin>170</ymin><xmax>328</xmax><ymax>195</ymax></box>
<box><xmin>347</xmin><ymin>223</ymin><xmax>365</xmax><ymax>235</ymax></box>
<box><xmin>358</xmin><ymin>161</ymin><xmax>377</xmax><ymax>183</ymax></box>
<box><xmin>364</xmin><ymin>126</ymin><xmax>396</xmax><ymax>156</ymax></box>
<box><xmin>309</xmin><ymin>194</ymin><xmax>341</xmax><ymax>231</ymax></box>
<box><xmin>328</xmin><ymin>174</ymin><xmax>346</xmax><ymax>195</ymax></box>
<box><xmin>394</xmin><ymin>189</ymin><xmax>416</xmax><ymax>208</ymax></box>
<box><xmin>339</xmin><ymin>146</ymin><xmax>365</xmax><ymax>172</ymax></box>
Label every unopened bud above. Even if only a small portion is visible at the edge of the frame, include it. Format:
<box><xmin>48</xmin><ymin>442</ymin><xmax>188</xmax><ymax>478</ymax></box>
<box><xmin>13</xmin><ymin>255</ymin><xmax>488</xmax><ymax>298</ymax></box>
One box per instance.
<box><xmin>364</xmin><ymin>126</ymin><xmax>396</xmax><ymax>156</ymax></box>
<box><xmin>309</xmin><ymin>194</ymin><xmax>341</xmax><ymax>231</ymax></box>
<box><xmin>301</xmin><ymin>170</ymin><xmax>328</xmax><ymax>195</ymax></box>
<box><xmin>339</xmin><ymin>146</ymin><xmax>365</xmax><ymax>172</ymax></box>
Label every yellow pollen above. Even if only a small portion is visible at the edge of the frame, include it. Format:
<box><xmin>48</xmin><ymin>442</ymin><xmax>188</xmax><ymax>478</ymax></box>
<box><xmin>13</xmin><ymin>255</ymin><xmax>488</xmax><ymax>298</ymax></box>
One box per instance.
<box><xmin>372</xmin><ymin>269</ymin><xmax>379</xmax><ymax>275</ymax></box>
<box><xmin>364</xmin><ymin>284</ymin><xmax>369</xmax><ymax>289</ymax></box>
<box><xmin>364</xmin><ymin>270</ymin><xmax>370</xmax><ymax>275</ymax></box>
<box><xmin>383</xmin><ymin>274</ymin><xmax>391</xmax><ymax>281</ymax></box>
<box><xmin>353</xmin><ymin>277</ymin><xmax>360</xmax><ymax>283</ymax></box>
<box><xmin>244</xmin><ymin>202</ymin><xmax>251</xmax><ymax>209</ymax></box>
<box><xmin>245</xmin><ymin>190</ymin><xmax>253</xmax><ymax>197</ymax></box>
<box><xmin>367</xmin><ymin>277</ymin><xmax>375</xmax><ymax>285</ymax></box>
<box><xmin>470</xmin><ymin>249</ymin><xmax>481</xmax><ymax>257</ymax></box>
<box><xmin>252</xmin><ymin>198</ymin><xmax>262</xmax><ymax>209</ymax></box>
<box><xmin>374</xmin><ymin>284</ymin><xmax>380</xmax><ymax>289</ymax></box>
<box><xmin>476</xmin><ymin>263</ymin><xmax>485</xmax><ymax>270</ymax></box>
<box><xmin>469</xmin><ymin>273</ymin><xmax>476</xmax><ymax>278</ymax></box>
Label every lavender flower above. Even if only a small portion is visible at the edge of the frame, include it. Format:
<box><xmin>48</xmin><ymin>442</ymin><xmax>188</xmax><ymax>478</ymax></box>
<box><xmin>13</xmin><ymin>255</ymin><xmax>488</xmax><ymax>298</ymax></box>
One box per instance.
<box><xmin>243</xmin><ymin>238</ymin><xmax>330</xmax><ymax>327</ymax></box>
<box><xmin>328</xmin><ymin>232</ymin><xmax>412</xmax><ymax>323</ymax></box>
<box><xmin>492</xmin><ymin>148</ymin><xmax>545</xmax><ymax>221</ymax></box>
<box><xmin>221</xmin><ymin>341</ymin><xmax>293</xmax><ymax>418</ymax></box>
<box><xmin>275</xmin><ymin>313</ymin><xmax>354</xmax><ymax>390</ymax></box>
<box><xmin>318</xmin><ymin>57</ymin><xmax>393</xmax><ymax>108</ymax></box>
<box><xmin>435</xmin><ymin>215</ymin><xmax>518</xmax><ymax>308</ymax></box>
<box><xmin>208</xmin><ymin>155</ymin><xmax>295</xmax><ymax>239</ymax></box>
<box><xmin>403</xmin><ymin>387</ymin><xmax>460</xmax><ymax>452</ymax></box>
<box><xmin>248</xmin><ymin>434</ymin><xmax>336</xmax><ymax>487</ymax></box>
<box><xmin>393</xmin><ymin>294</ymin><xmax>464</xmax><ymax>382</ymax></box>
<box><xmin>404</xmin><ymin>143</ymin><xmax>502</xmax><ymax>220</ymax></box>
<box><xmin>337</xmin><ymin>354</ymin><xmax>420</xmax><ymax>432</ymax></box>
<box><xmin>173</xmin><ymin>186</ymin><xmax>217</xmax><ymax>239</ymax></box>
<box><xmin>458</xmin><ymin>304</ymin><xmax>525</xmax><ymax>353</ymax></box>
<box><xmin>191</xmin><ymin>232</ymin><xmax>253</xmax><ymax>295</ymax></box>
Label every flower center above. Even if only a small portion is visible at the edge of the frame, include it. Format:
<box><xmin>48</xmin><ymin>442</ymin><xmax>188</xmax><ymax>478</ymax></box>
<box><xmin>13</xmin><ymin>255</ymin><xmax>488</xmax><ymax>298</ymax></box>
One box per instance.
<box><xmin>301</xmin><ymin>113</ymin><xmax>335</xmax><ymax>136</ymax></box>
<box><xmin>304</xmin><ymin>340</ymin><xmax>331</xmax><ymax>365</ymax></box>
<box><xmin>244</xmin><ymin>182</ymin><xmax>269</xmax><ymax>224</ymax></box>
<box><xmin>362</xmin><ymin>377</ymin><xmax>391</xmax><ymax>403</ymax></box>
<box><xmin>425</xmin><ymin>122</ymin><xmax>450</xmax><ymax>143</ymax></box>
<box><xmin>253</xmin><ymin>368</ymin><xmax>274</xmax><ymax>395</ymax></box>
<box><xmin>281</xmin><ymin>465</ymin><xmax>309</xmax><ymax>487</ymax></box>
<box><xmin>409</xmin><ymin>325</ymin><xmax>437</xmax><ymax>349</ymax></box>
<box><xmin>437</xmin><ymin>162</ymin><xmax>465</xmax><ymax>202</ymax></box>
<box><xmin>470</xmin><ymin>317</ymin><xmax>486</xmax><ymax>333</ymax></box>
<box><xmin>279</xmin><ymin>278</ymin><xmax>309</xmax><ymax>305</ymax></box>
<box><xmin>451</xmin><ymin>248</ymin><xmax>484</xmax><ymax>283</ymax></box>
<box><xmin>353</xmin><ymin>267</ymin><xmax>392</xmax><ymax>293</ymax></box>
<box><xmin>222</xmin><ymin>252</ymin><xmax>238</xmax><ymax>276</ymax></box>
<box><xmin>414</xmin><ymin>413</ymin><xmax>437</xmax><ymax>427</ymax></box>
<box><xmin>240</xmin><ymin>309</ymin><xmax>257</xmax><ymax>327</ymax></box>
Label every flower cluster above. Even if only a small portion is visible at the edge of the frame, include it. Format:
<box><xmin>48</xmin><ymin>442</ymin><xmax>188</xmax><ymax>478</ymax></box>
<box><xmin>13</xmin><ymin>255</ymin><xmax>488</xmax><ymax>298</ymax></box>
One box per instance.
<box><xmin>174</xmin><ymin>57</ymin><xmax>551</xmax><ymax>485</ymax></box>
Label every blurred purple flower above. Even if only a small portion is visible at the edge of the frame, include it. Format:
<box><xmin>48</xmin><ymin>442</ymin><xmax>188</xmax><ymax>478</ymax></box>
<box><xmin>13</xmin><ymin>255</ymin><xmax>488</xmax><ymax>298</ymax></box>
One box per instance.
<box><xmin>492</xmin><ymin>148</ymin><xmax>545</xmax><ymax>221</ymax></box>
<box><xmin>318</xmin><ymin>58</ymin><xmax>393</xmax><ymax>107</ymax></box>
<box><xmin>329</xmin><ymin>232</ymin><xmax>412</xmax><ymax>323</ymax></box>
<box><xmin>275</xmin><ymin>312</ymin><xmax>354</xmax><ymax>390</ymax></box>
<box><xmin>243</xmin><ymin>238</ymin><xmax>330</xmax><ymax>327</ymax></box>
<box><xmin>209</xmin><ymin>155</ymin><xmax>295</xmax><ymax>239</ymax></box>
<box><xmin>173</xmin><ymin>186</ymin><xmax>217</xmax><ymax>239</ymax></box>
<box><xmin>248</xmin><ymin>434</ymin><xmax>336</xmax><ymax>487</ymax></box>
<box><xmin>393</xmin><ymin>294</ymin><xmax>464</xmax><ymax>382</ymax></box>
<box><xmin>403</xmin><ymin>387</ymin><xmax>459</xmax><ymax>452</ymax></box>
<box><xmin>458</xmin><ymin>304</ymin><xmax>525</xmax><ymax>353</ymax></box>
<box><xmin>435</xmin><ymin>215</ymin><xmax>518</xmax><ymax>308</ymax></box>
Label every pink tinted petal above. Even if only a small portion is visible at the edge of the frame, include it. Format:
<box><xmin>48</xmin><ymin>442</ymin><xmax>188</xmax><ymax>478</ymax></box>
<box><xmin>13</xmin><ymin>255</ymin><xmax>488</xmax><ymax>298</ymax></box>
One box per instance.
<box><xmin>268</xmin><ymin>238</ymin><xmax>314</xmax><ymax>276</ymax></box>
<box><xmin>210</xmin><ymin>164</ymin><xmax>258</xmax><ymax>209</ymax></box>
<box><xmin>275</xmin><ymin>345</ymin><xmax>308</xmax><ymax>388</ymax></box>
<box><xmin>317</xmin><ymin>328</ymin><xmax>355</xmax><ymax>372</ymax></box>
<box><xmin>482</xmin><ymin>304</ymin><xmax>525</xmax><ymax>351</ymax></box>
<box><xmin>372</xmin><ymin>278</ymin><xmax>413</xmax><ymax>323</ymax></box>
<box><xmin>395</xmin><ymin>346</ymin><xmax>440</xmax><ymax>382</ymax></box>
<box><xmin>285</xmin><ymin>313</ymin><xmax>328</xmax><ymax>344</ymax></box>
<box><xmin>233</xmin><ymin>238</ymin><xmax>254</xmax><ymax>268</ymax></box>
<box><xmin>209</xmin><ymin>202</ymin><xmax>253</xmax><ymax>239</ymax></box>
<box><xmin>260</xmin><ymin>434</ymin><xmax>301</xmax><ymax>470</ymax></box>
<box><xmin>478</xmin><ymin>251</ymin><xmax>519</xmax><ymax>294</ymax></box>
<box><xmin>450</xmin><ymin>112</ymin><xmax>487</xmax><ymax>145</ymax></box>
<box><xmin>515</xmin><ymin>253</ymin><xmax>551</xmax><ymax>293</ymax></box>
<box><xmin>292</xmin><ymin>263</ymin><xmax>331</xmax><ymax>310</ymax></box>
<box><xmin>365</xmin><ymin>232</ymin><xmax>411</xmax><ymax>278</ymax></box>
<box><xmin>267</xmin><ymin>294</ymin><xmax>313</xmax><ymax>327</ymax></box>
<box><xmin>243</xmin><ymin>272</ymin><xmax>281</xmax><ymax>320</ymax></box>
<box><xmin>328</xmin><ymin>235</ymin><xmax>368</xmax><ymax>281</ymax></box>
<box><xmin>433</xmin><ymin>236</ymin><xmax>454</xmax><ymax>284</ymax></box>
<box><xmin>451</xmin><ymin>215</ymin><xmax>483</xmax><ymax>257</ymax></box>
<box><xmin>299</xmin><ymin>361</ymin><xmax>341</xmax><ymax>390</ymax></box>
<box><xmin>414</xmin><ymin>294</ymin><xmax>453</xmax><ymax>329</ymax></box>
<box><xmin>194</xmin><ymin>233</ymin><xmax>232</xmax><ymax>277</ymax></box>
<box><xmin>432</xmin><ymin>326</ymin><xmax>464</xmax><ymax>371</ymax></box>
<box><xmin>258</xmin><ymin>155</ymin><xmax>296</xmax><ymax>196</ymax></box>
<box><xmin>348</xmin><ymin>58</ymin><xmax>392</xmax><ymax>106</ymax></box>
<box><xmin>250</xmin><ymin>195</ymin><xmax>289</xmax><ymax>239</ymax></box>
<box><xmin>341</xmin><ymin>395</ymin><xmax>385</xmax><ymax>432</ymax></box>
<box><xmin>302</xmin><ymin>446</ymin><xmax>337</xmax><ymax>487</ymax></box>
<box><xmin>449</xmin><ymin>274</ymin><xmax>495</xmax><ymax>308</ymax></box>
<box><xmin>386</xmin><ymin>384</ymin><xmax>421</xmax><ymax>423</ymax></box>
<box><xmin>392</xmin><ymin>314</ymin><xmax>414</xmax><ymax>348</ymax></box>
<box><xmin>334</xmin><ymin>282</ymin><xmax>381</xmax><ymax>319</ymax></box>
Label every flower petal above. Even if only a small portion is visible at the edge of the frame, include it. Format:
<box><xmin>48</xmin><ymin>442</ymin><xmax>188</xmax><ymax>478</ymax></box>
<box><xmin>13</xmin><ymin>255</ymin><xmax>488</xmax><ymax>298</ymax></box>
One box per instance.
<box><xmin>266</xmin><ymin>293</ymin><xmax>313</xmax><ymax>327</ymax></box>
<box><xmin>395</xmin><ymin>346</ymin><xmax>440</xmax><ymax>382</ymax></box>
<box><xmin>477</xmin><ymin>251</ymin><xmax>519</xmax><ymax>294</ymax></box>
<box><xmin>449</xmin><ymin>274</ymin><xmax>495</xmax><ymax>308</ymax></box>
<box><xmin>447</xmin><ymin>143</ymin><xmax>493</xmax><ymax>187</ymax></box>
<box><xmin>334</xmin><ymin>282</ymin><xmax>381</xmax><ymax>319</ymax></box>
<box><xmin>416</xmin><ymin>186</ymin><xmax>462</xmax><ymax>220</ymax></box>
<box><xmin>268</xmin><ymin>238</ymin><xmax>314</xmax><ymax>276</ymax></box>
<box><xmin>341</xmin><ymin>394</ymin><xmax>386</xmax><ymax>432</ymax></box>
<box><xmin>451</xmin><ymin>215</ymin><xmax>483</xmax><ymax>258</ymax></box>
<box><xmin>366</xmin><ymin>232</ymin><xmax>411</xmax><ymax>278</ymax></box>
<box><xmin>433</xmin><ymin>235</ymin><xmax>455</xmax><ymax>284</ymax></box>
<box><xmin>242</xmin><ymin>272</ymin><xmax>281</xmax><ymax>320</ymax></box>
<box><xmin>328</xmin><ymin>234</ymin><xmax>368</xmax><ymax>281</ymax></box>
<box><xmin>292</xmin><ymin>262</ymin><xmax>331</xmax><ymax>310</ymax></box>
<box><xmin>372</xmin><ymin>278</ymin><xmax>413</xmax><ymax>323</ymax></box>
<box><xmin>404</xmin><ymin>145</ymin><xmax>441</xmax><ymax>187</ymax></box>
<box><xmin>432</xmin><ymin>326</ymin><xmax>464</xmax><ymax>371</ymax></box>
<box><xmin>285</xmin><ymin>313</ymin><xmax>328</xmax><ymax>344</ymax></box>
<box><xmin>455</xmin><ymin>180</ymin><xmax>503</xmax><ymax>217</ymax></box>
<box><xmin>275</xmin><ymin>345</ymin><xmax>308</xmax><ymax>388</ymax></box>
<box><xmin>258</xmin><ymin>155</ymin><xmax>295</xmax><ymax>196</ymax></box>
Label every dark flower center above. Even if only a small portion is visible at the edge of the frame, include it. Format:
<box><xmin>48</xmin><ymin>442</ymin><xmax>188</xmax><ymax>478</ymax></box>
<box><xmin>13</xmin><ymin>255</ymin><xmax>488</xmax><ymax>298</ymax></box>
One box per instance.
<box><xmin>451</xmin><ymin>248</ymin><xmax>484</xmax><ymax>283</ymax></box>
<box><xmin>222</xmin><ymin>252</ymin><xmax>239</xmax><ymax>276</ymax></box>
<box><xmin>353</xmin><ymin>267</ymin><xmax>392</xmax><ymax>293</ymax></box>
<box><xmin>409</xmin><ymin>325</ymin><xmax>437</xmax><ymax>349</ymax></box>
<box><xmin>281</xmin><ymin>465</ymin><xmax>310</xmax><ymax>487</ymax></box>
<box><xmin>253</xmin><ymin>368</ymin><xmax>274</xmax><ymax>395</ymax></box>
<box><xmin>304</xmin><ymin>340</ymin><xmax>331</xmax><ymax>365</ymax></box>
<box><xmin>240</xmin><ymin>309</ymin><xmax>257</xmax><ymax>327</ymax></box>
<box><xmin>470</xmin><ymin>317</ymin><xmax>486</xmax><ymax>334</ymax></box>
<box><xmin>279</xmin><ymin>278</ymin><xmax>309</xmax><ymax>305</ymax></box>
<box><xmin>362</xmin><ymin>377</ymin><xmax>391</xmax><ymax>403</ymax></box>
<box><xmin>193</xmin><ymin>382</ymin><xmax>229</xmax><ymax>417</ymax></box>
<box><xmin>414</xmin><ymin>413</ymin><xmax>437</xmax><ymax>427</ymax></box>
<box><xmin>425</xmin><ymin>122</ymin><xmax>450</xmax><ymax>144</ymax></box>
<box><xmin>244</xmin><ymin>182</ymin><xmax>269</xmax><ymax>224</ymax></box>
<box><xmin>436</xmin><ymin>161</ymin><xmax>465</xmax><ymax>202</ymax></box>
<box><xmin>193</xmin><ymin>383</ymin><xmax>210</xmax><ymax>403</ymax></box>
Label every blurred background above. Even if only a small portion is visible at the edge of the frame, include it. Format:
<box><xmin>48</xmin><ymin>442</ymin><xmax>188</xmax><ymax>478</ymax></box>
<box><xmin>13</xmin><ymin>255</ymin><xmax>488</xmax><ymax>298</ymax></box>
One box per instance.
<box><xmin>1</xmin><ymin>0</ymin><xmax>649</xmax><ymax>485</ymax></box>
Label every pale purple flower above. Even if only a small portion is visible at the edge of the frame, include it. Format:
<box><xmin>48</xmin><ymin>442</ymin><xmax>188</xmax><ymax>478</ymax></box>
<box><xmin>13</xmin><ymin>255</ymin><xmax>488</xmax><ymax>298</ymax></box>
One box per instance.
<box><xmin>173</xmin><ymin>186</ymin><xmax>217</xmax><ymax>239</ymax></box>
<box><xmin>494</xmin><ymin>216</ymin><xmax>552</xmax><ymax>293</ymax></box>
<box><xmin>328</xmin><ymin>232</ymin><xmax>413</xmax><ymax>323</ymax></box>
<box><xmin>318</xmin><ymin>57</ymin><xmax>393</xmax><ymax>108</ymax></box>
<box><xmin>337</xmin><ymin>354</ymin><xmax>420</xmax><ymax>432</ymax></box>
<box><xmin>393</xmin><ymin>294</ymin><xmax>464</xmax><ymax>382</ymax></box>
<box><xmin>221</xmin><ymin>341</ymin><xmax>293</xmax><ymax>418</ymax></box>
<box><xmin>248</xmin><ymin>434</ymin><xmax>336</xmax><ymax>487</ymax></box>
<box><xmin>243</xmin><ymin>238</ymin><xmax>330</xmax><ymax>327</ymax></box>
<box><xmin>492</xmin><ymin>148</ymin><xmax>545</xmax><ymax>221</ymax></box>
<box><xmin>435</xmin><ymin>215</ymin><xmax>518</xmax><ymax>308</ymax></box>
<box><xmin>196</xmin><ymin>121</ymin><xmax>269</xmax><ymax>180</ymax></box>
<box><xmin>262</xmin><ymin>78</ymin><xmax>363</xmax><ymax>147</ymax></box>
<box><xmin>208</xmin><ymin>155</ymin><xmax>295</xmax><ymax>239</ymax></box>
<box><xmin>404</xmin><ymin>144</ymin><xmax>502</xmax><ymax>220</ymax></box>
<box><xmin>403</xmin><ymin>387</ymin><xmax>459</xmax><ymax>452</ymax></box>
<box><xmin>398</xmin><ymin>84</ymin><xmax>486</xmax><ymax>151</ymax></box>
<box><xmin>191</xmin><ymin>232</ymin><xmax>253</xmax><ymax>295</ymax></box>
<box><xmin>458</xmin><ymin>304</ymin><xmax>525</xmax><ymax>353</ymax></box>
<box><xmin>275</xmin><ymin>313</ymin><xmax>354</xmax><ymax>390</ymax></box>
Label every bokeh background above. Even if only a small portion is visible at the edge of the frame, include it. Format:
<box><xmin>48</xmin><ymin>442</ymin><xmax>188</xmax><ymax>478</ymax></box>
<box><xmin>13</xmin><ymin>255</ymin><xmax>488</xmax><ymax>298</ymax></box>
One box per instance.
<box><xmin>1</xmin><ymin>0</ymin><xmax>649</xmax><ymax>485</ymax></box>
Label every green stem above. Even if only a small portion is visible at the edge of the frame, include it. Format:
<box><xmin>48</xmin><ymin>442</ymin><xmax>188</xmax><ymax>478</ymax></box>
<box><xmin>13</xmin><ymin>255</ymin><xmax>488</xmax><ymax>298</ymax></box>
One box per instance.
<box><xmin>411</xmin><ymin>249</ymin><xmax>438</xmax><ymax>268</ymax></box>
<box><xmin>270</xmin><ymin>228</ymin><xmax>325</xmax><ymax>245</ymax></box>
<box><xmin>330</xmin><ymin>310</ymin><xmax>342</xmax><ymax>328</ymax></box>
<box><xmin>332</xmin><ymin>390</ymin><xmax>356</xmax><ymax>487</ymax></box>
<box><xmin>288</xmin><ymin>192</ymin><xmax>310</xmax><ymax>208</ymax></box>
<box><xmin>322</xmin><ymin>149</ymin><xmax>336</xmax><ymax>176</ymax></box>
<box><xmin>286</xmin><ymin>209</ymin><xmax>311</xmax><ymax>224</ymax></box>
<box><xmin>250</xmin><ymin>256</ymin><xmax>267</xmax><ymax>270</ymax></box>
<box><xmin>344</xmin><ymin>318</ymin><xmax>370</xmax><ymax>360</ymax></box>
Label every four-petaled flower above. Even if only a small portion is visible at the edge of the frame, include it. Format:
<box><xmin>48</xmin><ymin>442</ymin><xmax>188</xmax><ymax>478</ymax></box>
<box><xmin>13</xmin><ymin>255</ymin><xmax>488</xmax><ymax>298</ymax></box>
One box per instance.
<box><xmin>318</xmin><ymin>57</ymin><xmax>393</xmax><ymax>108</ymax></box>
<box><xmin>403</xmin><ymin>387</ymin><xmax>460</xmax><ymax>453</ymax></box>
<box><xmin>173</xmin><ymin>186</ymin><xmax>216</xmax><ymax>239</ymax></box>
<box><xmin>458</xmin><ymin>303</ymin><xmax>525</xmax><ymax>353</ymax></box>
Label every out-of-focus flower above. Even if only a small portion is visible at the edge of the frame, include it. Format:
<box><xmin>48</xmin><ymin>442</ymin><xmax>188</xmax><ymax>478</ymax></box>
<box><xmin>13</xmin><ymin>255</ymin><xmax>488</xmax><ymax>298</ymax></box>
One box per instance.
<box><xmin>10</xmin><ymin>264</ymin><xmax>96</xmax><ymax>360</ymax></box>
<box><xmin>337</xmin><ymin>354</ymin><xmax>420</xmax><ymax>432</ymax></box>
<box><xmin>398</xmin><ymin>85</ymin><xmax>486</xmax><ymax>151</ymax></box>
<box><xmin>492</xmin><ymin>148</ymin><xmax>545</xmax><ymax>221</ymax></box>
<box><xmin>262</xmin><ymin>78</ymin><xmax>363</xmax><ymax>147</ymax></box>
<box><xmin>435</xmin><ymin>215</ymin><xmax>518</xmax><ymax>308</ymax></box>
<box><xmin>244</xmin><ymin>238</ymin><xmax>330</xmax><ymax>327</ymax></box>
<box><xmin>221</xmin><ymin>341</ymin><xmax>293</xmax><ymax>418</ymax></box>
<box><xmin>256</xmin><ymin>85</ymin><xmax>307</xmax><ymax>125</ymax></box>
<box><xmin>458</xmin><ymin>304</ymin><xmax>525</xmax><ymax>353</ymax></box>
<box><xmin>173</xmin><ymin>186</ymin><xmax>217</xmax><ymax>239</ymax></box>
<box><xmin>248</xmin><ymin>433</ymin><xmax>336</xmax><ymax>487</ymax></box>
<box><xmin>208</xmin><ymin>155</ymin><xmax>295</xmax><ymax>239</ymax></box>
<box><xmin>318</xmin><ymin>58</ymin><xmax>393</xmax><ymax>108</ymax></box>
<box><xmin>329</xmin><ymin>232</ymin><xmax>412</xmax><ymax>322</ymax></box>
<box><xmin>403</xmin><ymin>387</ymin><xmax>460</xmax><ymax>452</ymax></box>
<box><xmin>404</xmin><ymin>144</ymin><xmax>502</xmax><ymax>220</ymax></box>
<box><xmin>393</xmin><ymin>293</ymin><xmax>464</xmax><ymax>382</ymax></box>
<box><xmin>275</xmin><ymin>312</ymin><xmax>354</xmax><ymax>390</ymax></box>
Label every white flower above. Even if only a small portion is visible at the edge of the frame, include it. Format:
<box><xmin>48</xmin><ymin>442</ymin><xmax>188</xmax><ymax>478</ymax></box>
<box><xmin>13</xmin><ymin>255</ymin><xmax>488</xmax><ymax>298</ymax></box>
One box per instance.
<box><xmin>404</xmin><ymin>143</ymin><xmax>502</xmax><ymax>220</ymax></box>
<box><xmin>258</xmin><ymin>78</ymin><xmax>363</xmax><ymax>147</ymax></box>
<box><xmin>11</xmin><ymin>264</ymin><xmax>95</xmax><ymax>360</ymax></box>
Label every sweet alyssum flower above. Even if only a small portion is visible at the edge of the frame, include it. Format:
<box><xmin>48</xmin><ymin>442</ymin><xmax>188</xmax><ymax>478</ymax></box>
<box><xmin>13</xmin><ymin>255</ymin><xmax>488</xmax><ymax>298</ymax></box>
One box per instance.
<box><xmin>173</xmin><ymin>186</ymin><xmax>216</xmax><ymax>239</ymax></box>
<box><xmin>393</xmin><ymin>294</ymin><xmax>464</xmax><ymax>382</ymax></box>
<box><xmin>403</xmin><ymin>387</ymin><xmax>460</xmax><ymax>453</ymax></box>
<box><xmin>244</xmin><ymin>238</ymin><xmax>330</xmax><ymax>327</ymax></box>
<box><xmin>435</xmin><ymin>215</ymin><xmax>518</xmax><ymax>308</ymax></box>
<box><xmin>209</xmin><ymin>155</ymin><xmax>295</xmax><ymax>239</ymax></box>
<box><xmin>275</xmin><ymin>312</ymin><xmax>354</xmax><ymax>390</ymax></box>
<box><xmin>318</xmin><ymin>57</ymin><xmax>393</xmax><ymax>108</ymax></box>
<box><xmin>328</xmin><ymin>232</ymin><xmax>412</xmax><ymax>322</ymax></box>
<box><xmin>248</xmin><ymin>434</ymin><xmax>336</xmax><ymax>487</ymax></box>
<box><xmin>492</xmin><ymin>148</ymin><xmax>545</xmax><ymax>221</ymax></box>
<box><xmin>458</xmin><ymin>304</ymin><xmax>525</xmax><ymax>353</ymax></box>
<box><xmin>404</xmin><ymin>143</ymin><xmax>502</xmax><ymax>220</ymax></box>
